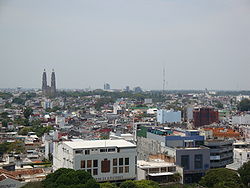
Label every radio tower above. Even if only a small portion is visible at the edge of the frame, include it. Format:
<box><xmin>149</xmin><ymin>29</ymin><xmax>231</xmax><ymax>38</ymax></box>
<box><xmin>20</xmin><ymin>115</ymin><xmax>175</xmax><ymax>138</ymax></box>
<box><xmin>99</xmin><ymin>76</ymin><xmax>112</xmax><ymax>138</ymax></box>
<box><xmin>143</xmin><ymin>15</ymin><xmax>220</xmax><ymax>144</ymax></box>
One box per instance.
<box><xmin>162</xmin><ymin>67</ymin><xmax>165</xmax><ymax>95</ymax></box>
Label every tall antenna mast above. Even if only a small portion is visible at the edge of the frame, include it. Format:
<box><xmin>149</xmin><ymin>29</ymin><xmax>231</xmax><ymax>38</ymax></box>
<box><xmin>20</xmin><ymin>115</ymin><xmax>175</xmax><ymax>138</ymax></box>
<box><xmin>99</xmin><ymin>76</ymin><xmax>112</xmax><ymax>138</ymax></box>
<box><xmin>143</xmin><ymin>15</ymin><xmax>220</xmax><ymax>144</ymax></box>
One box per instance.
<box><xmin>163</xmin><ymin>67</ymin><xmax>165</xmax><ymax>95</ymax></box>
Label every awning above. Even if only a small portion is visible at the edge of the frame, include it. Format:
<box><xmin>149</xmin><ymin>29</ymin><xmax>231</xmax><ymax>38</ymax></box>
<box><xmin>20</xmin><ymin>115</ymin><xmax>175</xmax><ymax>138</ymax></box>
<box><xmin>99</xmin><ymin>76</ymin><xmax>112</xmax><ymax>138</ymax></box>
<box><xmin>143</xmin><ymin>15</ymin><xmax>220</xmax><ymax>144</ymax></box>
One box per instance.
<box><xmin>148</xmin><ymin>172</ymin><xmax>174</xmax><ymax>176</ymax></box>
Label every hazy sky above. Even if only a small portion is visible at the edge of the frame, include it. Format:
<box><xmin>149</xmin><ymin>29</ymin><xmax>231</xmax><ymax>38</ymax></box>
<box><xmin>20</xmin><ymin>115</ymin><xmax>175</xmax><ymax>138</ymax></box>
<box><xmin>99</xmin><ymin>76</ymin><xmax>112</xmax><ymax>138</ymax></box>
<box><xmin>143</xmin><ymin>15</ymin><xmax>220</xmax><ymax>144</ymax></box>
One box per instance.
<box><xmin>0</xmin><ymin>0</ymin><xmax>250</xmax><ymax>90</ymax></box>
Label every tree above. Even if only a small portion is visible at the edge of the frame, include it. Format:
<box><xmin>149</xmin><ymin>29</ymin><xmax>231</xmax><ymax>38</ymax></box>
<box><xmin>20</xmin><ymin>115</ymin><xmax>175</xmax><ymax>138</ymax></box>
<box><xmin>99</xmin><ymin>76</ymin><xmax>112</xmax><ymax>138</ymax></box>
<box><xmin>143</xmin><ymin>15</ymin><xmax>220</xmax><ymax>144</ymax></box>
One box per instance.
<box><xmin>12</xmin><ymin>97</ymin><xmax>25</xmax><ymax>105</ymax></box>
<box><xmin>134</xmin><ymin>180</ymin><xmax>159</xmax><ymax>188</ymax></box>
<box><xmin>238</xmin><ymin>160</ymin><xmax>250</xmax><ymax>187</ymax></box>
<box><xmin>199</xmin><ymin>168</ymin><xmax>243</xmax><ymax>188</ymax></box>
<box><xmin>43</xmin><ymin>168</ymin><xmax>98</xmax><ymax>188</ymax></box>
<box><xmin>120</xmin><ymin>180</ymin><xmax>136</xmax><ymax>188</ymax></box>
<box><xmin>23</xmin><ymin>107</ymin><xmax>33</xmax><ymax>119</ymax></box>
<box><xmin>100</xmin><ymin>182</ymin><xmax>118</xmax><ymax>188</ymax></box>
<box><xmin>238</xmin><ymin>98</ymin><xmax>250</xmax><ymax>111</ymax></box>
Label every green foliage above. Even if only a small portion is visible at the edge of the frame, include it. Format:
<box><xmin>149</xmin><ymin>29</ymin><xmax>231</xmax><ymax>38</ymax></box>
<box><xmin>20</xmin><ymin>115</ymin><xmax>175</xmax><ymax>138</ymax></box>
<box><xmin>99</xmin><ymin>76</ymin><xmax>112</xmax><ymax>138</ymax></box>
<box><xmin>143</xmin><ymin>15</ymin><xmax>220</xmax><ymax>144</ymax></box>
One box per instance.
<box><xmin>12</xmin><ymin>97</ymin><xmax>25</xmax><ymax>105</ymax></box>
<box><xmin>0</xmin><ymin>141</ymin><xmax>25</xmax><ymax>155</ymax></box>
<box><xmin>0</xmin><ymin>112</ymin><xmax>9</xmax><ymax>119</ymax></box>
<box><xmin>238</xmin><ymin>160</ymin><xmax>250</xmax><ymax>187</ymax></box>
<box><xmin>18</xmin><ymin>127</ymin><xmax>33</xmax><ymax>135</ymax></box>
<box><xmin>21</xmin><ymin>181</ymin><xmax>44</xmax><ymax>188</ymax></box>
<box><xmin>0</xmin><ymin>92</ymin><xmax>13</xmax><ymax>99</ymax></box>
<box><xmin>238</xmin><ymin>98</ymin><xmax>250</xmax><ymax>111</ymax></box>
<box><xmin>45</xmin><ymin>106</ymin><xmax>61</xmax><ymax>112</ymax></box>
<box><xmin>120</xmin><ymin>180</ymin><xmax>160</xmax><ymax>188</ymax></box>
<box><xmin>43</xmin><ymin>168</ymin><xmax>98</xmax><ymax>188</ymax></box>
<box><xmin>199</xmin><ymin>168</ymin><xmax>243</xmax><ymax>188</ymax></box>
<box><xmin>95</xmin><ymin>98</ymin><xmax>115</xmax><ymax>111</ymax></box>
<box><xmin>4</xmin><ymin>102</ymin><xmax>12</xmax><ymax>108</ymax></box>
<box><xmin>23</xmin><ymin>107</ymin><xmax>33</xmax><ymax>119</ymax></box>
<box><xmin>100</xmin><ymin>182</ymin><xmax>118</xmax><ymax>188</ymax></box>
<box><xmin>120</xmin><ymin>180</ymin><xmax>136</xmax><ymax>188</ymax></box>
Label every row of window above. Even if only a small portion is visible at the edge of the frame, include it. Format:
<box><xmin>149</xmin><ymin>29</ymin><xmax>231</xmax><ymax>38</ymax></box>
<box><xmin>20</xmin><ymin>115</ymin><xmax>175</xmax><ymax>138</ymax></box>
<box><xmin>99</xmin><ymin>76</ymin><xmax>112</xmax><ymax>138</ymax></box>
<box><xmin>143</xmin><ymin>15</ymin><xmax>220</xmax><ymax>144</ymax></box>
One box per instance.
<box><xmin>80</xmin><ymin>158</ymin><xmax>130</xmax><ymax>169</ymax></box>
<box><xmin>75</xmin><ymin>148</ymin><xmax>118</xmax><ymax>155</ymax></box>
<box><xmin>82</xmin><ymin>165</ymin><xmax>129</xmax><ymax>176</ymax></box>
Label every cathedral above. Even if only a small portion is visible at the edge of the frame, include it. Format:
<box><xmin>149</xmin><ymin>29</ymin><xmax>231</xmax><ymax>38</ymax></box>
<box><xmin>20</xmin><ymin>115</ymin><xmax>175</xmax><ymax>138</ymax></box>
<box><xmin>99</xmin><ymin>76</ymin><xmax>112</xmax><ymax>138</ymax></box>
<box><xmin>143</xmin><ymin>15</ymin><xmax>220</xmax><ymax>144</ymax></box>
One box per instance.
<box><xmin>42</xmin><ymin>69</ymin><xmax>56</xmax><ymax>97</ymax></box>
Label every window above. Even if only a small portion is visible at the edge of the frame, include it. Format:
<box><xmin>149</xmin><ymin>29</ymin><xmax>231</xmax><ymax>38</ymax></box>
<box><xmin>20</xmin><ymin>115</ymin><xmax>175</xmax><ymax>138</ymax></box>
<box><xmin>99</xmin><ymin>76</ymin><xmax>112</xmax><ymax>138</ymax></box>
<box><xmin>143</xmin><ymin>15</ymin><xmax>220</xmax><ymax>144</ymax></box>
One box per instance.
<box><xmin>194</xmin><ymin>154</ymin><xmax>203</xmax><ymax>169</ymax></box>
<box><xmin>108</xmin><ymin>148</ymin><xmax>116</xmax><ymax>152</ymax></box>
<box><xmin>75</xmin><ymin>150</ymin><xmax>83</xmax><ymax>154</ymax></box>
<box><xmin>113</xmin><ymin>158</ymin><xmax>117</xmax><ymax>166</ymax></box>
<box><xmin>181</xmin><ymin>155</ymin><xmax>190</xmax><ymax>170</ymax></box>
<box><xmin>125</xmin><ymin>166</ymin><xmax>129</xmax><ymax>173</ymax></box>
<box><xmin>101</xmin><ymin>159</ymin><xmax>110</xmax><ymax>173</ymax></box>
<box><xmin>93</xmin><ymin>160</ymin><xmax>98</xmax><ymax>167</ymax></box>
<box><xmin>100</xmin><ymin>149</ymin><xmax>107</xmax><ymax>152</ymax></box>
<box><xmin>161</xmin><ymin>167</ymin><xmax>167</xmax><ymax>172</ymax></box>
<box><xmin>113</xmin><ymin>167</ymin><xmax>117</xmax><ymax>174</ymax></box>
<box><xmin>119</xmin><ymin>167</ymin><xmax>123</xmax><ymax>173</ymax></box>
<box><xmin>81</xmin><ymin>160</ymin><xmax>85</xmax><ymax>168</ymax></box>
<box><xmin>119</xmin><ymin>158</ymin><xmax>123</xmax><ymax>166</ymax></box>
<box><xmin>93</xmin><ymin>169</ymin><xmax>98</xmax><ymax>176</ymax></box>
<box><xmin>85</xmin><ymin>150</ymin><xmax>90</xmax><ymax>155</ymax></box>
<box><xmin>125</xmin><ymin>158</ymin><xmax>129</xmax><ymax>165</ymax></box>
<box><xmin>87</xmin><ymin>160</ymin><xmax>92</xmax><ymax>168</ymax></box>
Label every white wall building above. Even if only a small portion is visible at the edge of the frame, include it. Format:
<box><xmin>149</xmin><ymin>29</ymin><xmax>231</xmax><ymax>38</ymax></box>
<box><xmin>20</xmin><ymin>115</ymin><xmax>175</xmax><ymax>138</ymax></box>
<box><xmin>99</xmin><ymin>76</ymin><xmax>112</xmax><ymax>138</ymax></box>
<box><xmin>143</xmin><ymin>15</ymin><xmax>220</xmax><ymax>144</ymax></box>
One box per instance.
<box><xmin>157</xmin><ymin>110</ymin><xmax>181</xmax><ymax>124</ymax></box>
<box><xmin>53</xmin><ymin>139</ymin><xmax>137</xmax><ymax>182</ymax></box>
<box><xmin>232</xmin><ymin>114</ymin><xmax>250</xmax><ymax>125</ymax></box>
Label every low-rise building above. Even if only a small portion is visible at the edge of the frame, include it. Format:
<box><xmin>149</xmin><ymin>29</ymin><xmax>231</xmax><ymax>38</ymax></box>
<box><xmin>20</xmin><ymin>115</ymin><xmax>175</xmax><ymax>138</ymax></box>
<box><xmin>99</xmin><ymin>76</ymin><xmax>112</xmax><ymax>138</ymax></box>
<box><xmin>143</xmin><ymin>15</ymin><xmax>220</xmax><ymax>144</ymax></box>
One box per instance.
<box><xmin>53</xmin><ymin>139</ymin><xmax>137</xmax><ymax>182</ymax></box>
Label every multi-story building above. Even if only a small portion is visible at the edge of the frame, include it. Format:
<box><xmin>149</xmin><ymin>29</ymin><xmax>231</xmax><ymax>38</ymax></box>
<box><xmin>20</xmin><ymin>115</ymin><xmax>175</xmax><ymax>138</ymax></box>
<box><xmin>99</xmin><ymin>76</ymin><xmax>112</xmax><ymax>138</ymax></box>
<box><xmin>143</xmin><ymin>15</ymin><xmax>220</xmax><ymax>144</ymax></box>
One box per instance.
<box><xmin>204</xmin><ymin>139</ymin><xmax>233</xmax><ymax>168</ymax></box>
<box><xmin>147</xmin><ymin>128</ymin><xmax>204</xmax><ymax>148</ymax></box>
<box><xmin>193</xmin><ymin>107</ymin><xmax>219</xmax><ymax>127</ymax></box>
<box><xmin>53</xmin><ymin>139</ymin><xmax>137</xmax><ymax>182</ymax></box>
<box><xmin>164</xmin><ymin>146</ymin><xmax>210</xmax><ymax>184</ymax></box>
<box><xmin>157</xmin><ymin>110</ymin><xmax>181</xmax><ymax>124</ymax></box>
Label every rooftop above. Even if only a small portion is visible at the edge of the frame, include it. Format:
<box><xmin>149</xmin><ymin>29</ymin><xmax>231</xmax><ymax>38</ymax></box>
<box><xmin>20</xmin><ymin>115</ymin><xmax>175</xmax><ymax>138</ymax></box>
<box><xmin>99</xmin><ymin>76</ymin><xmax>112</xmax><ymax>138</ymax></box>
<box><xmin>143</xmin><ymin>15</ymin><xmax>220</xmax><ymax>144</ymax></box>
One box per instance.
<box><xmin>64</xmin><ymin>139</ymin><xmax>136</xmax><ymax>149</ymax></box>
<box><xmin>137</xmin><ymin>160</ymin><xmax>175</xmax><ymax>168</ymax></box>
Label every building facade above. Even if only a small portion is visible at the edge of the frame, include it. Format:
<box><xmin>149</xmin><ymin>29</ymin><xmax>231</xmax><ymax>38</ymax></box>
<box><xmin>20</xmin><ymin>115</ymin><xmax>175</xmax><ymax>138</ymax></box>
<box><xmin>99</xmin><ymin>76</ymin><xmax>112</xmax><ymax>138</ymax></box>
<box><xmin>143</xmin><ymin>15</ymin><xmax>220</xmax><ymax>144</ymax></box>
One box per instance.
<box><xmin>157</xmin><ymin>110</ymin><xmax>181</xmax><ymax>124</ymax></box>
<box><xmin>204</xmin><ymin>139</ymin><xmax>233</xmax><ymax>168</ymax></box>
<box><xmin>53</xmin><ymin>139</ymin><xmax>137</xmax><ymax>182</ymax></box>
<box><xmin>193</xmin><ymin>107</ymin><xmax>219</xmax><ymax>127</ymax></box>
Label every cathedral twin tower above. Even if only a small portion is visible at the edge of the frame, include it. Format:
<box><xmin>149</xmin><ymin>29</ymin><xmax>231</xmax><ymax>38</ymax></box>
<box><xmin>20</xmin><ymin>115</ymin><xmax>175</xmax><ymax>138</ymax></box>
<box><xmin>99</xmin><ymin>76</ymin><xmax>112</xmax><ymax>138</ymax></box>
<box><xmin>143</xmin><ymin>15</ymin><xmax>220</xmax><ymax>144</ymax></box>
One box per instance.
<box><xmin>42</xmin><ymin>69</ymin><xmax>56</xmax><ymax>97</ymax></box>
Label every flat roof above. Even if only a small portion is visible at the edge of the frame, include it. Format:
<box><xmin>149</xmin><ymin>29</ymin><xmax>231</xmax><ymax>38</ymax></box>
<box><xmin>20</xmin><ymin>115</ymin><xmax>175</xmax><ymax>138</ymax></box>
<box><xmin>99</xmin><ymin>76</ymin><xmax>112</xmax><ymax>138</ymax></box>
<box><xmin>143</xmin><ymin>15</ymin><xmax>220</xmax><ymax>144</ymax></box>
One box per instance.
<box><xmin>137</xmin><ymin>160</ymin><xmax>175</xmax><ymax>168</ymax></box>
<box><xmin>64</xmin><ymin>139</ymin><xmax>136</xmax><ymax>149</ymax></box>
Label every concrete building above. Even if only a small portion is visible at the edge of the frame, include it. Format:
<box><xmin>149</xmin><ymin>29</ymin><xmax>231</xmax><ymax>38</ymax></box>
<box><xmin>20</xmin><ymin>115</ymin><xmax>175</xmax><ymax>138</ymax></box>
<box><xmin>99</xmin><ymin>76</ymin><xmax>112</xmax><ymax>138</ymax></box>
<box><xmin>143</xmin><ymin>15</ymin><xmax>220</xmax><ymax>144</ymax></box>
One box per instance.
<box><xmin>147</xmin><ymin>128</ymin><xmax>204</xmax><ymax>148</ymax></box>
<box><xmin>164</xmin><ymin>146</ymin><xmax>210</xmax><ymax>184</ymax></box>
<box><xmin>137</xmin><ymin>159</ymin><xmax>178</xmax><ymax>184</ymax></box>
<box><xmin>157</xmin><ymin>110</ymin><xmax>181</xmax><ymax>124</ymax></box>
<box><xmin>232</xmin><ymin>114</ymin><xmax>250</xmax><ymax>125</ymax></box>
<box><xmin>53</xmin><ymin>139</ymin><xmax>137</xmax><ymax>182</ymax></box>
<box><xmin>193</xmin><ymin>107</ymin><xmax>219</xmax><ymax>127</ymax></box>
<box><xmin>204</xmin><ymin>139</ymin><xmax>233</xmax><ymax>168</ymax></box>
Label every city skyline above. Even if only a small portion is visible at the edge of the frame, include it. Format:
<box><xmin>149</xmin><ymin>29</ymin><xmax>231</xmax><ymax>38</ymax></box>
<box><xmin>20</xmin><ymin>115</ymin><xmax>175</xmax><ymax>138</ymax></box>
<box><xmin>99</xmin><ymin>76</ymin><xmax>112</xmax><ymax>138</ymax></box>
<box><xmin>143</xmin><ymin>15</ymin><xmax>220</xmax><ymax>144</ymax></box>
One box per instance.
<box><xmin>0</xmin><ymin>0</ymin><xmax>250</xmax><ymax>90</ymax></box>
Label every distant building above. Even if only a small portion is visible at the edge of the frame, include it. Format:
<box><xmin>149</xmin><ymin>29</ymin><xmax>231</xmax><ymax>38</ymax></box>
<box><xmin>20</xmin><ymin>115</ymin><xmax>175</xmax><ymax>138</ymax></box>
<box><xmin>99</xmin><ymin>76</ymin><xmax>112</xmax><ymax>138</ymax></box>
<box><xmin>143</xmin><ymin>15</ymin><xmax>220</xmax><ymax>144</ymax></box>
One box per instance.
<box><xmin>42</xmin><ymin>69</ymin><xmax>56</xmax><ymax>97</ymax></box>
<box><xmin>104</xmin><ymin>83</ymin><xmax>111</xmax><ymax>90</ymax></box>
<box><xmin>144</xmin><ymin>98</ymin><xmax>152</xmax><ymax>104</ymax></box>
<box><xmin>125</xmin><ymin>86</ymin><xmax>130</xmax><ymax>92</ymax></box>
<box><xmin>134</xmin><ymin>87</ymin><xmax>142</xmax><ymax>93</ymax></box>
<box><xmin>232</xmin><ymin>114</ymin><xmax>250</xmax><ymax>125</ymax></box>
<box><xmin>193</xmin><ymin>107</ymin><xmax>219</xmax><ymax>127</ymax></box>
<box><xmin>157</xmin><ymin>109</ymin><xmax>181</xmax><ymax>124</ymax></box>
<box><xmin>53</xmin><ymin>139</ymin><xmax>137</xmax><ymax>182</ymax></box>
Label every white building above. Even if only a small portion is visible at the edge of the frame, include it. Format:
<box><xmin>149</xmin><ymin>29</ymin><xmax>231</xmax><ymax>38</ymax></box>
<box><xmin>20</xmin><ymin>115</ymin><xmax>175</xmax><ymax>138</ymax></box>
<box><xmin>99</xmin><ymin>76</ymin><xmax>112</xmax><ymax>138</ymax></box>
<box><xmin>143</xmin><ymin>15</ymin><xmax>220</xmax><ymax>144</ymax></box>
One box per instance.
<box><xmin>53</xmin><ymin>139</ymin><xmax>137</xmax><ymax>182</ymax></box>
<box><xmin>232</xmin><ymin>114</ymin><xmax>250</xmax><ymax>125</ymax></box>
<box><xmin>137</xmin><ymin>160</ymin><xmax>178</xmax><ymax>183</ymax></box>
<box><xmin>157</xmin><ymin>109</ymin><xmax>181</xmax><ymax>124</ymax></box>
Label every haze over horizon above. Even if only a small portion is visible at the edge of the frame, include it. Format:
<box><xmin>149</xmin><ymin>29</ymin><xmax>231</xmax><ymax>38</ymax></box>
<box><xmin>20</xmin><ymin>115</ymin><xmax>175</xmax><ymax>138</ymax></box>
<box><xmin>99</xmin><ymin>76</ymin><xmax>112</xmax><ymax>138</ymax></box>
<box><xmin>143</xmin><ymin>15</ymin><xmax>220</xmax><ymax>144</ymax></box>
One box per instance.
<box><xmin>0</xmin><ymin>0</ymin><xmax>250</xmax><ymax>90</ymax></box>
